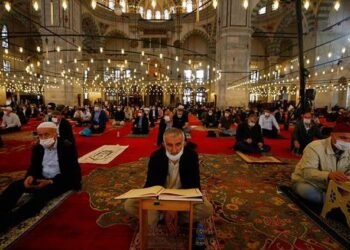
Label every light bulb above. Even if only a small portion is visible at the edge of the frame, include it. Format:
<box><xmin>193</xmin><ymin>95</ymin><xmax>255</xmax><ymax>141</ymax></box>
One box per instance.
<box><xmin>342</xmin><ymin>47</ymin><xmax>346</xmax><ymax>54</ymax></box>
<box><xmin>304</xmin><ymin>0</ymin><xmax>310</xmax><ymax>10</ymax></box>
<box><xmin>56</xmin><ymin>46</ymin><xmax>60</xmax><ymax>52</ymax></box>
<box><xmin>62</xmin><ymin>0</ymin><xmax>68</xmax><ymax>10</ymax></box>
<box><xmin>182</xmin><ymin>0</ymin><xmax>186</xmax><ymax>9</ymax></box>
<box><xmin>272</xmin><ymin>0</ymin><xmax>279</xmax><ymax>10</ymax></box>
<box><xmin>141</xmin><ymin>51</ymin><xmax>144</xmax><ymax>56</ymax></box>
<box><xmin>160</xmin><ymin>53</ymin><xmax>163</xmax><ymax>59</ymax></box>
<box><xmin>100</xmin><ymin>47</ymin><xmax>103</xmax><ymax>53</ymax></box>
<box><xmin>121</xmin><ymin>49</ymin><xmax>124</xmax><ymax>54</ymax></box>
<box><xmin>77</xmin><ymin>46</ymin><xmax>81</xmax><ymax>52</ymax></box>
<box><xmin>334</xmin><ymin>1</ymin><xmax>340</xmax><ymax>11</ymax></box>
<box><xmin>151</xmin><ymin>0</ymin><xmax>156</xmax><ymax>9</ymax></box>
<box><xmin>328</xmin><ymin>52</ymin><xmax>332</xmax><ymax>58</ymax></box>
<box><xmin>243</xmin><ymin>0</ymin><xmax>249</xmax><ymax>9</ymax></box>
<box><xmin>4</xmin><ymin>1</ymin><xmax>11</xmax><ymax>12</ymax></box>
<box><xmin>33</xmin><ymin>0</ymin><xmax>39</xmax><ymax>11</ymax></box>
<box><xmin>91</xmin><ymin>0</ymin><xmax>97</xmax><ymax>9</ymax></box>
<box><xmin>36</xmin><ymin>46</ymin><xmax>41</xmax><ymax>52</ymax></box>
<box><xmin>213</xmin><ymin>0</ymin><xmax>218</xmax><ymax>9</ymax></box>
<box><xmin>19</xmin><ymin>47</ymin><xmax>23</xmax><ymax>53</ymax></box>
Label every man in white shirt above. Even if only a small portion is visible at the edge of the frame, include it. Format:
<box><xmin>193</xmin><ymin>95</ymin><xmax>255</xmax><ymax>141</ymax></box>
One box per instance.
<box><xmin>258</xmin><ymin>109</ymin><xmax>280</xmax><ymax>138</ymax></box>
<box><xmin>0</xmin><ymin>107</ymin><xmax>21</xmax><ymax>134</ymax></box>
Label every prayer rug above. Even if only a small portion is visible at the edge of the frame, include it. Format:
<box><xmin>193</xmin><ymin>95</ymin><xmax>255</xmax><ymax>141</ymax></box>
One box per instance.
<box><xmin>1</xmin><ymin>131</ymin><xmax>35</xmax><ymax>142</ymax></box>
<box><xmin>82</xmin><ymin>154</ymin><xmax>343</xmax><ymax>249</ymax></box>
<box><xmin>279</xmin><ymin>185</ymin><xmax>350</xmax><ymax>249</ymax></box>
<box><xmin>236</xmin><ymin>151</ymin><xmax>284</xmax><ymax>164</ymax></box>
<box><xmin>0</xmin><ymin>143</ymin><xmax>33</xmax><ymax>156</ymax></box>
<box><xmin>127</xmin><ymin>134</ymin><xmax>150</xmax><ymax>138</ymax></box>
<box><xmin>78</xmin><ymin>144</ymin><xmax>129</xmax><ymax>164</ymax></box>
<box><xmin>0</xmin><ymin>171</ymin><xmax>72</xmax><ymax>249</ymax></box>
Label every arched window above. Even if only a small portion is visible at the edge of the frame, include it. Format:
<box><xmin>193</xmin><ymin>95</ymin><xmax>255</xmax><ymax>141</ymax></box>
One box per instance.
<box><xmin>258</xmin><ymin>6</ymin><xmax>266</xmax><ymax>15</ymax></box>
<box><xmin>146</xmin><ymin>9</ymin><xmax>152</xmax><ymax>20</ymax></box>
<box><xmin>120</xmin><ymin>0</ymin><xmax>126</xmax><ymax>12</ymax></box>
<box><xmin>186</xmin><ymin>0</ymin><xmax>192</xmax><ymax>13</ymax></box>
<box><xmin>155</xmin><ymin>10</ymin><xmax>161</xmax><ymax>19</ymax></box>
<box><xmin>164</xmin><ymin>9</ymin><xmax>169</xmax><ymax>19</ymax></box>
<box><xmin>196</xmin><ymin>87</ymin><xmax>207</xmax><ymax>104</ymax></box>
<box><xmin>108</xmin><ymin>0</ymin><xmax>115</xmax><ymax>9</ymax></box>
<box><xmin>183</xmin><ymin>87</ymin><xmax>192</xmax><ymax>104</ymax></box>
<box><xmin>2</xmin><ymin>25</ymin><xmax>9</xmax><ymax>49</ymax></box>
<box><xmin>139</xmin><ymin>6</ymin><xmax>144</xmax><ymax>17</ymax></box>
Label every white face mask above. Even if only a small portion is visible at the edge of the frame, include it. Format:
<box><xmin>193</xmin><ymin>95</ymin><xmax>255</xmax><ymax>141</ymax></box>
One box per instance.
<box><xmin>40</xmin><ymin>137</ymin><xmax>55</xmax><ymax>148</ymax></box>
<box><xmin>137</xmin><ymin>113</ymin><xmax>142</xmax><ymax>117</ymax></box>
<box><xmin>166</xmin><ymin>148</ymin><xmax>184</xmax><ymax>162</ymax></box>
<box><xmin>303</xmin><ymin>118</ymin><xmax>311</xmax><ymax>125</ymax></box>
<box><xmin>94</xmin><ymin>107</ymin><xmax>99</xmax><ymax>112</ymax></box>
<box><xmin>51</xmin><ymin>117</ymin><xmax>58</xmax><ymax>123</ymax></box>
<box><xmin>264</xmin><ymin>112</ymin><xmax>270</xmax><ymax>117</ymax></box>
<box><xmin>334</xmin><ymin>140</ymin><xmax>350</xmax><ymax>151</ymax></box>
<box><xmin>177</xmin><ymin>114</ymin><xmax>182</xmax><ymax>118</ymax></box>
<box><xmin>248</xmin><ymin>122</ymin><xmax>255</xmax><ymax>127</ymax></box>
<box><xmin>224</xmin><ymin>113</ymin><xmax>229</xmax><ymax>117</ymax></box>
<box><xmin>208</xmin><ymin>112</ymin><xmax>213</xmax><ymax>115</ymax></box>
<box><xmin>164</xmin><ymin>115</ymin><xmax>170</xmax><ymax>122</ymax></box>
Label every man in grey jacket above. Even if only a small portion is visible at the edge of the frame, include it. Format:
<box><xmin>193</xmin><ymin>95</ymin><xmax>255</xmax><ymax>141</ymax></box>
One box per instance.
<box><xmin>292</xmin><ymin>116</ymin><xmax>350</xmax><ymax>204</ymax></box>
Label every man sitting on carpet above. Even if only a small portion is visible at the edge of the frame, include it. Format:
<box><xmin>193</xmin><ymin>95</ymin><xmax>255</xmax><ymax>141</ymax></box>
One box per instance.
<box><xmin>124</xmin><ymin>128</ymin><xmax>213</xmax><ymax>234</ymax></box>
<box><xmin>90</xmin><ymin>104</ymin><xmax>108</xmax><ymax>134</ymax></box>
<box><xmin>291</xmin><ymin>117</ymin><xmax>350</xmax><ymax>205</ymax></box>
<box><xmin>0</xmin><ymin>106</ymin><xmax>21</xmax><ymax>134</ymax></box>
<box><xmin>0</xmin><ymin>122</ymin><xmax>81</xmax><ymax>233</ymax></box>
<box><xmin>234</xmin><ymin>114</ymin><xmax>270</xmax><ymax>153</ymax></box>
<box><xmin>218</xmin><ymin>109</ymin><xmax>235</xmax><ymax>136</ymax></box>
<box><xmin>259</xmin><ymin>109</ymin><xmax>280</xmax><ymax>138</ymax></box>
<box><xmin>291</xmin><ymin>110</ymin><xmax>324</xmax><ymax>155</ymax></box>
<box><xmin>132</xmin><ymin>109</ymin><xmax>149</xmax><ymax>134</ymax></box>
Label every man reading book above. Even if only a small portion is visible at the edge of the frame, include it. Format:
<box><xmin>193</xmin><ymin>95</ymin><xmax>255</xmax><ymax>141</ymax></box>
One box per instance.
<box><xmin>124</xmin><ymin>127</ymin><xmax>213</xmax><ymax>234</ymax></box>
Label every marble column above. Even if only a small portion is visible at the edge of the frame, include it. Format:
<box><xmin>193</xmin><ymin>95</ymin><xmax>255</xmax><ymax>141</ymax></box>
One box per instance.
<box><xmin>40</xmin><ymin>0</ymin><xmax>83</xmax><ymax>106</ymax></box>
<box><xmin>215</xmin><ymin>0</ymin><xmax>252</xmax><ymax>108</ymax></box>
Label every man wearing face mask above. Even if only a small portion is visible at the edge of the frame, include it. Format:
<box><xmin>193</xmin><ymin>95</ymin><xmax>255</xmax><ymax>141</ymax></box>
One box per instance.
<box><xmin>218</xmin><ymin>109</ymin><xmax>236</xmax><ymax>136</ymax></box>
<box><xmin>90</xmin><ymin>104</ymin><xmax>108</xmax><ymax>134</ymax></box>
<box><xmin>203</xmin><ymin>109</ymin><xmax>218</xmax><ymax>128</ymax></box>
<box><xmin>0</xmin><ymin>107</ymin><xmax>21</xmax><ymax>134</ymax></box>
<box><xmin>157</xmin><ymin>109</ymin><xmax>173</xmax><ymax>146</ymax></box>
<box><xmin>113</xmin><ymin>106</ymin><xmax>125</xmax><ymax>126</ymax></box>
<box><xmin>291</xmin><ymin>111</ymin><xmax>324</xmax><ymax>155</ymax></box>
<box><xmin>51</xmin><ymin>110</ymin><xmax>75</xmax><ymax>146</ymax></box>
<box><xmin>0</xmin><ymin>122</ymin><xmax>81</xmax><ymax>233</ymax></box>
<box><xmin>172</xmin><ymin>105</ymin><xmax>189</xmax><ymax>133</ymax></box>
<box><xmin>132</xmin><ymin>110</ymin><xmax>149</xmax><ymax>134</ymax></box>
<box><xmin>234</xmin><ymin>114</ymin><xmax>270</xmax><ymax>153</ymax></box>
<box><xmin>258</xmin><ymin>109</ymin><xmax>280</xmax><ymax>138</ymax></box>
<box><xmin>291</xmin><ymin>117</ymin><xmax>350</xmax><ymax>205</ymax></box>
<box><xmin>124</xmin><ymin>128</ymin><xmax>213</xmax><ymax>234</ymax></box>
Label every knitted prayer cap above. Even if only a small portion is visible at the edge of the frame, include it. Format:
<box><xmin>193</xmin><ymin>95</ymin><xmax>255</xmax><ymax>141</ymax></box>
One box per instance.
<box><xmin>332</xmin><ymin>116</ymin><xmax>350</xmax><ymax>133</ymax></box>
<box><xmin>37</xmin><ymin>122</ymin><xmax>57</xmax><ymax>130</ymax></box>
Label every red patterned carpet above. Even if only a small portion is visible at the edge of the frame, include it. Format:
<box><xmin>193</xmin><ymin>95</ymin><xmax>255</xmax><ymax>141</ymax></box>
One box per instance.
<box><xmin>0</xmin><ymin>116</ymin><xmax>338</xmax><ymax>249</ymax></box>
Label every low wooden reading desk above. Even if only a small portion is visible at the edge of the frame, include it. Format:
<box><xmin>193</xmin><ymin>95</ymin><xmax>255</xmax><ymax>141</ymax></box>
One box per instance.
<box><xmin>139</xmin><ymin>199</ymin><xmax>194</xmax><ymax>250</ymax></box>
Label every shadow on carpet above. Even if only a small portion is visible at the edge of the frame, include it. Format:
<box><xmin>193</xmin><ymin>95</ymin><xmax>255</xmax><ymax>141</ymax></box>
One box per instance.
<box><xmin>279</xmin><ymin>185</ymin><xmax>350</xmax><ymax>249</ymax></box>
<box><xmin>82</xmin><ymin>154</ymin><xmax>343</xmax><ymax>249</ymax></box>
<box><xmin>0</xmin><ymin>171</ymin><xmax>72</xmax><ymax>249</ymax></box>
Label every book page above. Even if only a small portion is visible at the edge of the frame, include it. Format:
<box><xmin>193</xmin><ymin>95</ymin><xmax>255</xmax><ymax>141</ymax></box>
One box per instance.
<box><xmin>114</xmin><ymin>185</ymin><xmax>164</xmax><ymax>199</ymax></box>
<box><xmin>158</xmin><ymin>195</ymin><xmax>203</xmax><ymax>202</ymax></box>
<box><xmin>159</xmin><ymin>188</ymin><xmax>202</xmax><ymax>197</ymax></box>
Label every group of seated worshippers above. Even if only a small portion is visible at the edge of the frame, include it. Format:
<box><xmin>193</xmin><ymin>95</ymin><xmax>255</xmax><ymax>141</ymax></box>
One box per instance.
<box><xmin>73</xmin><ymin>107</ymin><xmax>92</xmax><ymax>127</ymax></box>
<box><xmin>0</xmin><ymin>122</ymin><xmax>81</xmax><ymax>233</ymax></box>
<box><xmin>292</xmin><ymin>116</ymin><xmax>350</xmax><ymax>205</ymax></box>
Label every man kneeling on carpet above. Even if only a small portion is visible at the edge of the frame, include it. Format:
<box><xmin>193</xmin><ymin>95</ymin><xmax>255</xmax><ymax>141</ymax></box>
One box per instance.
<box><xmin>124</xmin><ymin>128</ymin><xmax>213</xmax><ymax>234</ymax></box>
<box><xmin>0</xmin><ymin>122</ymin><xmax>81</xmax><ymax>233</ymax></box>
<box><xmin>291</xmin><ymin>116</ymin><xmax>350</xmax><ymax>205</ymax></box>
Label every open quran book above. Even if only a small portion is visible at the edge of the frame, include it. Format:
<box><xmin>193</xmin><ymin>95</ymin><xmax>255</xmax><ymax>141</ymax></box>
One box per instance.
<box><xmin>114</xmin><ymin>185</ymin><xmax>203</xmax><ymax>201</ymax></box>
<box><xmin>236</xmin><ymin>151</ymin><xmax>283</xmax><ymax>164</ymax></box>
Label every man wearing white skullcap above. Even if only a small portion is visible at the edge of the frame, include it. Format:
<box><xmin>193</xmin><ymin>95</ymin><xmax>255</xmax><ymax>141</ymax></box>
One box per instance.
<box><xmin>0</xmin><ymin>106</ymin><xmax>21</xmax><ymax>134</ymax></box>
<box><xmin>0</xmin><ymin>121</ymin><xmax>81</xmax><ymax>233</ymax></box>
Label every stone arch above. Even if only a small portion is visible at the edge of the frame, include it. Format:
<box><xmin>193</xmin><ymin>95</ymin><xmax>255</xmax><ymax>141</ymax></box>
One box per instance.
<box><xmin>316</xmin><ymin>0</ymin><xmax>333</xmax><ymax>30</ymax></box>
<box><xmin>181</xmin><ymin>28</ymin><xmax>211</xmax><ymax>44</ymax></box>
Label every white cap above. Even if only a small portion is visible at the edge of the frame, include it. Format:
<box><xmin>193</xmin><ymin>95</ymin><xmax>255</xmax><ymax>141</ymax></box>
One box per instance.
<box><xmin>37</xmin><ymin>122</ymin><xmax>57</xmax><ymax>130</ymax></box>
<box><xmin>177</xmin><ymin>105</ymin><xmax>184</xmax><ymax>110</ymax></box>
<box><xmin>2</xmin><ymin>106</ymin><xmax>12</xmax><ymax>111</ymax></box>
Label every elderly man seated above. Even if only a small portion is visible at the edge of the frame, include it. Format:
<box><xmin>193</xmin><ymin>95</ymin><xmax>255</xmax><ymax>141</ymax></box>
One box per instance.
<box><xmin>124</xmin><ymin>128</ymin><xmax>213</xmax><ymax>234</ymax></box>
<box><xmin>291</xmin><ymin>117</ymin><xmax>350</xmax><ymax>205</ymax></box>
<box><xmin>234</xmin><ymin>114</ymin><xmax>270</xmax><ymax>153</ymax></box>
<box><xmin>0</xmin><ymin>106</ymin><xmax>21</xmax><ymax>134</ymax></box>
<box><xmin>0</xmin><ymin>122</ymin><xmax>81</xmax><ymax>233</ymax></box>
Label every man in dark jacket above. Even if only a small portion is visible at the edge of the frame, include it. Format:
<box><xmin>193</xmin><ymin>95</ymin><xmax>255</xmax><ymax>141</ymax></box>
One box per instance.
<box><xmin>90</xmin><ymin>104</ymin><xmax>108</xmax><ymax>134</ymax></box>
<box><xmin>132</xmin><ymin>110</ymin><xmax>149</xmax><ymax>134</ymax></box>
<box><xmin>234</xmin><ymin>114</ymin><xmax>270</xmax><ymax>153</ymax></box>
<box><xmin>291</xmin><ymin>111</ymin><xmax>324</xmax><ymax>154</ymax></box>
<box><xmin>124</xmin><ymin>128</ymin><xmax>213</xmax><ymax>233</ymax></box>
<box><xmin>51</xmin><ymin>110</ymin><xmax>75</xmax><ymax>145</ymax></box>
<box><xmin>0</xmin><ymin>122</ymin><xmax>81</xmax><ymax>233</ymax></box>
